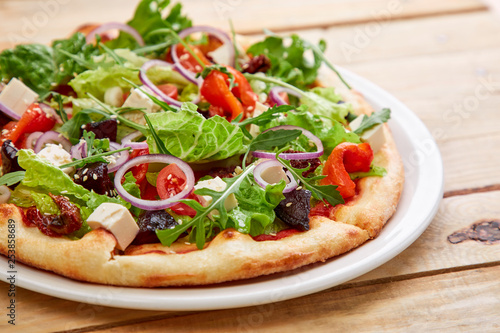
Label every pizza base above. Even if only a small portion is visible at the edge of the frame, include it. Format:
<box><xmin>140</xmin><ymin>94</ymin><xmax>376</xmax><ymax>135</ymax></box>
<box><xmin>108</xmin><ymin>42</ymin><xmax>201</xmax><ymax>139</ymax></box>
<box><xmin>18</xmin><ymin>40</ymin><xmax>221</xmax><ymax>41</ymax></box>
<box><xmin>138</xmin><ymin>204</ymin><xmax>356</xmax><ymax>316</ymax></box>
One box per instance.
<box><xmin>0</xmin><ymin>72</ymin><xmax>404</xmax><ymax>287</ymax></box>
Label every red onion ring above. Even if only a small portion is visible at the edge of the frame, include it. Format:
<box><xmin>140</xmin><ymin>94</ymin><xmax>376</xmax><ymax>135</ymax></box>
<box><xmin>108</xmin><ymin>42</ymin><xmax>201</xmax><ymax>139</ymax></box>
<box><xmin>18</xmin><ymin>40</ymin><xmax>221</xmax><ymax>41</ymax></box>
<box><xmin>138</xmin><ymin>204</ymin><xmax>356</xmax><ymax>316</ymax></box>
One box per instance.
<box><xmin>25</xmin><ymin>132</ymin><xmax>43</xmax><ymax>150</ymax></box>
<box><xmin>269</xmin><ymin>87</ymin><xmax>302</xmax><ymax>106</ymax></box>
<box><xmin>121</xmin><ymin>131</ymin><xmax>148</xmax><ymax>150</ymax></box>
<box><xmin>0</xmin><ymin>185</ymin><xmax>10</xmax><ymax>204</ymax></box>
<box><xmin>0</xmin><ymin>101</ymin><xmax>21</xmax><ymax>120</ymax></box>
<box><xmin>114</xmin><ymin>154</ymin><xmax>195</xmax><ymax>210</ymax></box>
<box><xmin>34</xmin><ymin>131</ymin><xmax>72</xmax><ymax>153</ymax></box>
<box><xmin>171</xmin><ymin>26</ymin><xmax>235</xmax><ymax>84</ymax></box>
<box><xmin>139</xmin><ymin>60</ymin><xmax>185</xmax><ymax>107</ymax></box>
<box><xmin>106</xmin><ymin>142</ymin><xmax>129</xmax><ymax>173</ymax></box>
<box><xmin>254</xmin><ymin>160</ymin><xmax>298</xmax><ymax>193</ymax></box>
<box><xmin>70</xmin><ymin>143</ymin><xmax>84</xmax><ymax>160</ymax></box>
<box><xmin>252</xmin><ymin>125</ymin><xmax>324</xmax><ymax>160</ymax></box>
<box><xmin>86</xmin><ymin>22</ymin><xmax>145</xmax><ymax>46</ymax></box>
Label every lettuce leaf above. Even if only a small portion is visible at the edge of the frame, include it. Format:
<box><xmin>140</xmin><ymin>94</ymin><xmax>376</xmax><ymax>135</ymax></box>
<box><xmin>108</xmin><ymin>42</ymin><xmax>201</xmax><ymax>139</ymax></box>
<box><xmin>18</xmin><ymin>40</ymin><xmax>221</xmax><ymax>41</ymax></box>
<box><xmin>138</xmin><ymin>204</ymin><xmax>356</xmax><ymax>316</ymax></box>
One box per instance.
<box><xmin>264</xmin><ymin>110</ymin><xmax>360</xmax><ymax>156</ymax></box>
<box><xmin>246</xmin><ymin>35</ymin><xmax>325</xmax><ymax>89</ymax></box>
<box><xmin>227</xmin><ymin>178</ymin><xmax>286</xmax><ymax>236</ymax></box>
<box><xmin>299</xmin><ymin>87</ymin><xmax>352</xmax><ymax>125</ymax></box>
<box><xmin>146</xmin><ymin>108</ymin><xmax>246</xmax><ymax>162</ymax></box>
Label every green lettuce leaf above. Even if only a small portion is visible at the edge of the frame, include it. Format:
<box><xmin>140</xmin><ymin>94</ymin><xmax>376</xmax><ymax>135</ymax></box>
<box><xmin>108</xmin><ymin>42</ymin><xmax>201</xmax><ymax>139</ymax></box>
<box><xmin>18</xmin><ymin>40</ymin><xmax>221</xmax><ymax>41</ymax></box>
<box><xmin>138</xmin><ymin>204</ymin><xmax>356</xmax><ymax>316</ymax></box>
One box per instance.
<box><xmin>146</xmin><ymin>108</ymin><xmax>246</xmax><ymax>162</ymax></box>
<box><xmin>31</xmin><ymin>192</ymin><xmax>60</xmax><ymax>215</ymax></box>
<box><xmin>227</xmin><ymin>178</ymin><xmax>286</xmax><ymax>236</ymax></box>
<box><xmin>300</xmin><ymin>87</ymin><xmax>352</xmax><ymax>125</ymax></box>
<box><xmin>350</xmin><ymin>165</ymin><xmax>387</xmax><ymax>180</ymax></box>
<box><xmin>246</xmin><ymin>35</ymin><xmax>325</xmax><ymax>89</ymax></box>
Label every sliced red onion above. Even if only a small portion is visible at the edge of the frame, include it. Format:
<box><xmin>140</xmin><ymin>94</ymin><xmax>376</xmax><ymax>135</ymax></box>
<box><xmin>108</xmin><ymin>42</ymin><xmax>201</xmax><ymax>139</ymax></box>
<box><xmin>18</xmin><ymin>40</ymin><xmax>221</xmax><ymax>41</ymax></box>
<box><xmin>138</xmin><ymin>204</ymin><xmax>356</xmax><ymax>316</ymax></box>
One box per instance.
<box><xmin>114</xmin><ymin>154</ymin><xmax>195</xmax><ymax>210</ymax></box>
<box><xmin>252</xmin><ymin>125</ymin><xmax>324</xmax><ymax>160</ymax></box>
<box><xmin>0</xmin><ymin>185</ymin><xmax>10</xmax><ymax>204</ymax></box>
<box><xmin>171</xmin><ymin>26</ymin><xmax>235</xmax><ymax>84</ymax></box>
<box><xmin>269</xmin><ymin>87</ymin><xmax>302</xmax><ymax>106</ymax></box>
<box><xmin>25</xmin><ymin>132</ymin><xmax>43</xmax><ymax>150</ymax></box>
<box><xmin>0</xmin><ymin>101</ymin><xmax>21</xmax><ymax>120</ymax></box>
<box><xmin>121</xmin><ymin>131</ymin><xmax>148</xmax><ymax>150</ymax></box>
<box><xmin>254</xmin><ymin>160</ymin><xmax>298</xmax><ymax>193</ymax></box>
<box><xmin>70</xmin><ymin>143</ymin><xmax>84</xmax><ymax>160</ymax></box>
<box><xmin>34</xmin><ymin>131</ymin><xmax>72</xmax><ymax>153</ymax></box>
<box><xmin>86</xmin><ymin>22</ymin><xmax>145</xmax><ymax>46</ymax></box>
<box><xmin>139</xmin><ymin>60</ymin><xmax>183</xmax><ymax>108</ymax></box>
<box><xmin>106</xmin><ymin>142</ymin><xmax>129</xmax><ymax>173</ymax></box>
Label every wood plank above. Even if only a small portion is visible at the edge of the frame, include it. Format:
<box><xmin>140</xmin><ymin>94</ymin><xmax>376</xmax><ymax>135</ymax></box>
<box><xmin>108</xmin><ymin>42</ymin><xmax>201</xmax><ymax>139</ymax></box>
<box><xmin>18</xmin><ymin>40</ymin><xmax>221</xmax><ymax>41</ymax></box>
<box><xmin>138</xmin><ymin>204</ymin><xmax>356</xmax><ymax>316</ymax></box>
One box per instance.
<box><xmin>3</xmin><ymin>190</ymin><xmax>499</xmax><ymax>332</ymax></box>
<box><xmin>93</xmin><ymin>266</ymin><xmax>500</xmax><ymax>332</ymax></box>
<box><xmin>0</xmin><ymin>0</ymin><xmax>487</xmax><ymax>49</ymax></box>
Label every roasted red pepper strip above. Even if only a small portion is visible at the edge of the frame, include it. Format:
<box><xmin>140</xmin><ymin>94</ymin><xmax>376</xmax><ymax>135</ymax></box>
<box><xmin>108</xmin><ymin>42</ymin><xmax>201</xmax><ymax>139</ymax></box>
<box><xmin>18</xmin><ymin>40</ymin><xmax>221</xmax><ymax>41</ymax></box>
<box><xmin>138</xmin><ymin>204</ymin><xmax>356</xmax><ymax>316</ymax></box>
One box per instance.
<box><xmin>227</xmin><ymin>66</ymin><xmax>258</xmax><ymax>115</ymax></box>
<box><xmin>320</xmin><ymin>142</ymin><xmax>373</xmax><ymax>198</ymax></box>
<box><xmin>200</xmin><ymin>70</ymin><xmax>245</xmax><ymax>121</ymax></box>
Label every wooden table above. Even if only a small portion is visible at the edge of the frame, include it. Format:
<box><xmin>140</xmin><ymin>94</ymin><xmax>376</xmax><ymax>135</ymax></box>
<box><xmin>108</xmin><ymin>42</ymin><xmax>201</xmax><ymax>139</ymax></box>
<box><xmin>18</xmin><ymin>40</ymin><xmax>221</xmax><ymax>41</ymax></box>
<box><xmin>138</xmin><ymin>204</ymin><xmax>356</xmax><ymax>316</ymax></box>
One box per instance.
<box><xmin>1</xmin><ymin>0</ymin><xmax>500</xmax><ymax>331</ymax></box>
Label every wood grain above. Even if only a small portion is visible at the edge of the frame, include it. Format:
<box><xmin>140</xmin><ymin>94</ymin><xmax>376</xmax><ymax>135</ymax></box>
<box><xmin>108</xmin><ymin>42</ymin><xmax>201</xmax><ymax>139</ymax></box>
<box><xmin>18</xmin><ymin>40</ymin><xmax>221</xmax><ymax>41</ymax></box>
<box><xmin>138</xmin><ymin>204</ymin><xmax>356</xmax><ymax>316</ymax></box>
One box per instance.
<box><xmin>0</xmin><ymin>0</ymin><xmax>487</xmax><ymax>49</ymax></box>
<box><xmin>91</xmin><ymin>266</ymin><xmax>500</xmax><ymax>333</ymax></box>
<box><xmin>3</xmin><ymin>191</ymin><xmax>500</xmax><ymax>332</ymax></box>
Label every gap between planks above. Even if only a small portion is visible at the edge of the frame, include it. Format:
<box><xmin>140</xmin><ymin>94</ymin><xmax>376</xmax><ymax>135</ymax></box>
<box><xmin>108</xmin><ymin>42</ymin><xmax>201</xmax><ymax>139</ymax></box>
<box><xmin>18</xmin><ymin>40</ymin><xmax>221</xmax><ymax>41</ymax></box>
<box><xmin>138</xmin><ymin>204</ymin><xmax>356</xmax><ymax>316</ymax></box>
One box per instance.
<box><xmin>237</xmin><ymin>3</ymin><xmax>488</xmax><ymax>35</ymax></box>
<box><xmin>54</xmin><ymin>260</ymin><xmax>500</xmax><ymax>333</ymax></box>
<box><xmin>444</xmin><ymin>184</ymin><xmax>500</xmax><ymax>198</ymax></box>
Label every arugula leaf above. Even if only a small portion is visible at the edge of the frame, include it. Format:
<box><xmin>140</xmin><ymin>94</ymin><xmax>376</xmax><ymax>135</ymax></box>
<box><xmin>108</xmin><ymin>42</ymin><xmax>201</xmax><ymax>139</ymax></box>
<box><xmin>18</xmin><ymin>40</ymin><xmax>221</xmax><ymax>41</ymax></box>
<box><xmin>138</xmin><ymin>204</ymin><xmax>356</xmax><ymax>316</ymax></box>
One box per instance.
<box><xmin>350</xmin><ymin>165</ymin><xmax>387</xmax><ymax>180</ymax></box>
<box><xmin>0</xmin><ymin>171</ymin><xmax>26</xmax><ymax>186</ymax></box>
<box><xmin>352</xmin><ymin>108</ymin><xmax>391</xmax><ymax>135</ymax></box>
<box><xmin>59</xmin><ymin>108</ymin><xmax>110</xmax><ymax>141</ymax></box>
<box><xmin>276</xmin><ymin>152</ymin><xmax>344</xmax><ymax>207</ymax></box>
<box><xmin>249</xmin><ymin>129</ymin><xmax>302</xmax><ymax>152</ymax></box>
<box><xmin>145</xmin><ymin>107</ymin><xmax>245</xmax><ymax>162</ymax></box>
<box><xmin>59</xmin><ymin>146</ymin><xmax>131</xmax><ymax>170</ymax></box>
<box><xmin>235</xmin><ymin>104</ymin><xmax>296</xmax><ymax>138</ymax></box>
<box><xmin>246</xmin><ymin>34</ymin><xmax>325</xmax><ymax>89</ymax></box>
<box><xmin>156</xmin><ymin>165</ymin><xmax>256</xmax><ymax>249</ymax></box>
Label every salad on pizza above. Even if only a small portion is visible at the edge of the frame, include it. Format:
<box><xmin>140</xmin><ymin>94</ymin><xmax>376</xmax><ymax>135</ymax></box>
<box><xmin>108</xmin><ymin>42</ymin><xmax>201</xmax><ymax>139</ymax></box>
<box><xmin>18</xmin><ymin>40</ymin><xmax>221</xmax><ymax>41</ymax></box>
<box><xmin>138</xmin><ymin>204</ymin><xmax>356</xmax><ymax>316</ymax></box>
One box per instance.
<box><xmin>0</xmin><ymin>0</ymin><xmax>404</xmax><ymax>286</ymax></box>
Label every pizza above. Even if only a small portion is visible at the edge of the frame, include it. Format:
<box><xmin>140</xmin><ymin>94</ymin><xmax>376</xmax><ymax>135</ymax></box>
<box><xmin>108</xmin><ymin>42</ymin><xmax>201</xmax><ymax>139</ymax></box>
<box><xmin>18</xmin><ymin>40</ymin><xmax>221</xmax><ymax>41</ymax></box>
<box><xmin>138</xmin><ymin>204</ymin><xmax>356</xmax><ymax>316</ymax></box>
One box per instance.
<box><xmin>0</xmin><ymin>0</ymin><xmax>403</xmax><ymax>287</ymax></box>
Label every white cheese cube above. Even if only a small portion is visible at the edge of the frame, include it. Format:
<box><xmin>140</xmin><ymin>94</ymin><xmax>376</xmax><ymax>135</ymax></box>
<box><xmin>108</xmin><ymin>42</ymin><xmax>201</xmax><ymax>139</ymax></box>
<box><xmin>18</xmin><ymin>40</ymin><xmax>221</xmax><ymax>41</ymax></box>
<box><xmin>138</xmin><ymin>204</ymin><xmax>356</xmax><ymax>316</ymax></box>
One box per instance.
<box><xmin>249</xmin><ymin>102</ymin><xmax>269</xmax><ymax>137</ymax></box>
<box><xmin>349</xmin><ymin>115</ymin><xmax>386</xmax><ymax>153</ymax></box>
<box><xmin>194</xmin><ymin>177</ymin><xmax>238</xmax><ymax>214</ymax></box>
<box><xmin>0</xmin><ymin>78</ymin><xmax>39</xmax><ymax>117</ymax></box>
<box><xmin>104</xmin><ymin>86</ymin><xmax>124</xmax><ymax>107</ymax></box>
<box><xmin>122</xmin><ymin>86</ymin><xmax>161</xmax><ymax>125</ymax></box>
<box><xmin>37</xmin><ymin>144</ymin><xmax>74</xmax><ymax>174</ymax></box>
<box><xmin>86</xmin><ymin>203</ymin><xmax>139</xmax><ymax>250</ymax></box>
<box><xmin>208</xmin><ymin>44</ymin><xmax>232</xmax><ymax>66</ymax></box>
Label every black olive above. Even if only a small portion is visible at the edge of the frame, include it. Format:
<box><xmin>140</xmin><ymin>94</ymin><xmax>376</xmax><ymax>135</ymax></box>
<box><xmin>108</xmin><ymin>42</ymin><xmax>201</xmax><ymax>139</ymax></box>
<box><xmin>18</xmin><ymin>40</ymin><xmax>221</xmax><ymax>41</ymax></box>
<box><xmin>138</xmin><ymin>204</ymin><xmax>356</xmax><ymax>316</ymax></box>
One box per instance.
<box><xmin>1</xmin><ymin>140</ymin><xmax>22</xmax><ymax>175</ymax></box>
<box><xmin>274</xmin><ymin>189</ymin><xmax>312</xmax><ymax>231</ymax></box>
<box><xmin>81</xmin><ymin>119</ymin><xmax>117</xmax><ymax>141</ymax></box>
<box><xmin>73</xmin><ymin>162</ymin><xmax>116</xmax><ymax>196</ymax></box>
<box><xmin>133</xmin><ymin>210</ymin><xmax>178</xmax><ymax>245</ymax></box>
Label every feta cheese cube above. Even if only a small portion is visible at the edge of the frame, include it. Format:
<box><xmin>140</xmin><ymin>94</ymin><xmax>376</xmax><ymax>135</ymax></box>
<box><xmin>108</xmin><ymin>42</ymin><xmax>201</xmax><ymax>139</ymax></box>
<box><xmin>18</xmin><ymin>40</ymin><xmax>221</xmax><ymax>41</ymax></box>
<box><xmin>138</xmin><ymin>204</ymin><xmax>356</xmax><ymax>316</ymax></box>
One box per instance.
<box><xmin>249</xmin><ymin>102</ymin><xmax>269</xmax><ymax>137</ymax></box>
<box><xmin>122</xmin><ymin>86</ymin><xmax>161</xmax><ymax>125</ymax></box>
<box><xmin>104</xmin><ymin>86</ymin><xmax>124</xmax><ymax>107</ymax></box>
<box><xmin>86</xmin><ymin>203</ymin><xmax>139</xmax><ymax>250</ymax></box>
<box><xmin>37</xmin><ymin>144</ymin><xmax>74</xmax><ymax>174</ymax></box>
<box><xmin>349</xmin><ymin>115</ymin><xmax>386</xmax><ymax>153</ymax></box>
<box><xmin>194</xmin><ymin>177</ymin><xmax>238</xmax><ymax>215</ymax></box>
<box><xmin>0</xmin><ymin>78</ymin><xmax>39</xmax><ymax>117</ymax></box>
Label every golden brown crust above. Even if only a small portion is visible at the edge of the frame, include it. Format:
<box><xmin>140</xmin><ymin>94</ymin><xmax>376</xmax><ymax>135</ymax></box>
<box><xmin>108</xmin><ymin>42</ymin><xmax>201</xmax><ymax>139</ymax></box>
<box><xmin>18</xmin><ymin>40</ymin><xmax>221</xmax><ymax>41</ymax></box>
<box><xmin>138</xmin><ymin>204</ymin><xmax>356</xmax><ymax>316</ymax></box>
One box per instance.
<box><xmin>0</xmin><ymin>207</ymin><xmax>368</xmax><ymax>286</ymax></box>
<box><xmin>0</xmin><ymin>69</ymin><xmax>404</xmax><ymax>287</ymax></box>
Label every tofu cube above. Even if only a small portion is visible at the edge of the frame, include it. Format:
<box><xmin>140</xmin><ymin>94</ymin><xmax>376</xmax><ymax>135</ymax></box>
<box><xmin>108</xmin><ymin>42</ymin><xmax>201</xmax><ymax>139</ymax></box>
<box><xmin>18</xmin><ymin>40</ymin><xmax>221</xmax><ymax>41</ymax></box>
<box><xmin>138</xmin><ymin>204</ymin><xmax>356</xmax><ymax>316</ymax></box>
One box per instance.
<box><xmin>349</xmin><ymin>115</ymin><xmax>386</xmax><ymax>153</ymax></box>
<box><xmin>0</xmin><ymin>78</ymin><xmax>39</xmax><ymax>117</ymax></box>
<box><xmin>86</xmin><ymin>203</ymin><xmax>139</xmax><ymax>250</ymax></box>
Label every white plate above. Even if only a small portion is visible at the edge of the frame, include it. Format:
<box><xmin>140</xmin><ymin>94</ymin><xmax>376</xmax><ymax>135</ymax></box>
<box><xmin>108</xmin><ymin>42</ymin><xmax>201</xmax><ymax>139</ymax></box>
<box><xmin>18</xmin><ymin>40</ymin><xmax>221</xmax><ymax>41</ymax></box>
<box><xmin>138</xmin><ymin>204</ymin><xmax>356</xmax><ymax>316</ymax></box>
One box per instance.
<box><xmin>1</xmin><ymin>68</ymin><xmax>443</xmax><ymax>311</ymax></box>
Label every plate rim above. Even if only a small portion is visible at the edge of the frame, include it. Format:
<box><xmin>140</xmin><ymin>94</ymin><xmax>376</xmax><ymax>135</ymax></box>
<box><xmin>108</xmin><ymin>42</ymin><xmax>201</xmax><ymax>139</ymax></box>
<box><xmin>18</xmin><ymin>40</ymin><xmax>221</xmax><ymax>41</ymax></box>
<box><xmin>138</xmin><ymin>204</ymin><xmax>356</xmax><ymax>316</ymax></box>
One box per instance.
<box><xmin>0</xmin><ymin>67</ymin><xmax>444</xmax><ymax>311</ymax></box>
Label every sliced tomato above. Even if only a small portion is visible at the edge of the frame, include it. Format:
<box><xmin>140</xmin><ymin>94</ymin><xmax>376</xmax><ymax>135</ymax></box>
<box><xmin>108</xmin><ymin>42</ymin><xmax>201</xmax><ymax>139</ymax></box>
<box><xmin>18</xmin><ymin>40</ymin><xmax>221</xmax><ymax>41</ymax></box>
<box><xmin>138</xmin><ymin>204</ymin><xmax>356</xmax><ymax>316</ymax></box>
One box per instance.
<box><xmin>129</xmin><ymin>148</ymin><xmax>149</xmax><ymax>185</ymax></box>
<box><xmin>156</xmin><ymin>163</ymin><xmax>200</xmax><ymax>217</ymax></box>
<box><xmin>1</xmin><ymin>103</ymin><xmax>56</xmax><ymax>146</ymax></box>
<box><xmin>156</xmin><ymin>83</ymin><xmax>178</xmax><ymax>100</ymax></box>
<box><xmin>175</xmin><ymin>45</ymin><xmax>211</xmax><ymax>74</ymax></box>
<box><xmin>320</xmin><ymin>142</ymin><xmax>373</xmax><ymax>199</ymax></box>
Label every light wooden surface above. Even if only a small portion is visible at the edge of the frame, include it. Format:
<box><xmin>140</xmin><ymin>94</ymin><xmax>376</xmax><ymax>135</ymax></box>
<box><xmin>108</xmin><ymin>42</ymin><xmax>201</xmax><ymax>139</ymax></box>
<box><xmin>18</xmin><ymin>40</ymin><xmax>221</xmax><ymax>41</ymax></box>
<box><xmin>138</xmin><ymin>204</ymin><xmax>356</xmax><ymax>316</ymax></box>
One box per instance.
<box><xmin>1</xmin><ymin>0</ymin><xmax>500</xmax><ymax>332</ymax></box>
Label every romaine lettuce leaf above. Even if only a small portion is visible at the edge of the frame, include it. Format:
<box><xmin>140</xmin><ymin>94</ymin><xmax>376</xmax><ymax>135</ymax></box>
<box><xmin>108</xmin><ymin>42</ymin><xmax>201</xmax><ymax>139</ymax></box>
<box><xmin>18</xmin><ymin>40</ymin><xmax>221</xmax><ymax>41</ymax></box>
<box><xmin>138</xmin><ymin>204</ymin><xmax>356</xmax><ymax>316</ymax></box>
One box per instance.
<box><xmin>300</xmin><ymin>87</ymin><xmax>352</xmax><ymax>125</ymax></box>
<box><xmin>146</xmin><ymin>108</ymin><xmax>246</xmax><ymax>162</ymax></box>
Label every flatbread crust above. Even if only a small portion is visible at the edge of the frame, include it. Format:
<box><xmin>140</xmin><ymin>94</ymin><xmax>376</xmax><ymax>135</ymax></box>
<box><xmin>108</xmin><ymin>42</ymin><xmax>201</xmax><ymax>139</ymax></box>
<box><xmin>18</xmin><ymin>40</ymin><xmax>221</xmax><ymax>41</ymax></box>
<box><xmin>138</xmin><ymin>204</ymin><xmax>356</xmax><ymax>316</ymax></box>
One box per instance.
<box><xmin>0</xmin><ymin>71</ymin><xmax>404</xmax><ymax>287</ymax></box>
